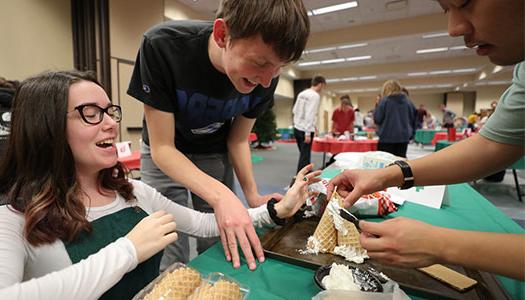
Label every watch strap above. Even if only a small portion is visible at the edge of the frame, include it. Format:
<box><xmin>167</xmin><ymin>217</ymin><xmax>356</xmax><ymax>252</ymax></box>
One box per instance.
<box><xmin>389</xmin><ymin>160</ymin><xmax>414</xmax><ymax>189</ymax></box>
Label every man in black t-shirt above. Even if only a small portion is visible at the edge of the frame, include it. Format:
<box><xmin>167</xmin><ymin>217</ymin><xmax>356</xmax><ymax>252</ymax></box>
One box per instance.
<box><xmin>128</xmin><ymin>0</ymin><xmax>309</xmax><ymax>271</ymax></box>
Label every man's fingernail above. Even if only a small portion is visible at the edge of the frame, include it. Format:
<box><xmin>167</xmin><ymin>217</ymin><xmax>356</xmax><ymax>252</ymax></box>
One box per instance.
<box><xmin>249</xmin><ymin>262</ymin><xmax>256</xmax><ymax>269</ymax></box>
<box><xmin>259</xmin><ymin>257</ymin><xmax>265</xmax><ymax>263</ymax></box>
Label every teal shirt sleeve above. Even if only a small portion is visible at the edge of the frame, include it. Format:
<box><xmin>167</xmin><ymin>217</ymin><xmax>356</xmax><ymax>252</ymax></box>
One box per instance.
<box><xmin>480</xmin><ymin>61</ymin><xmax>525</xmax><ymax>146</ymax></box>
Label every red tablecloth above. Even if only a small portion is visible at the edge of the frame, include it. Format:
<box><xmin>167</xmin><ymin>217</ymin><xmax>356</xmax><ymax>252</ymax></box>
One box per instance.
<box><xmin>431</xmin><ymin>132</ymin><xmax>464</xmax><ymax>145</ymax></box>
<box><xmin>312</xmin><ymin>138</ymin><xmax>378</xmax><ymax>154</ymax></box>
<box><xmin>249</xmin><ymin>132</ymin><xmax>258</xmax><ymax>142</ymax></box>
<box><xmin>118</xmin><ymin>150</ymin><xmax>141</xmax><ymax>170</ymax></box>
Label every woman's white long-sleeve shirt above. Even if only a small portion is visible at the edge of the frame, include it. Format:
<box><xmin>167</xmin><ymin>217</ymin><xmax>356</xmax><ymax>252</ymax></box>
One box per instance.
<box><xmin>0</xmin><ymin>180</ymin><xmax>272</xmax><ymax>300</ymax></box>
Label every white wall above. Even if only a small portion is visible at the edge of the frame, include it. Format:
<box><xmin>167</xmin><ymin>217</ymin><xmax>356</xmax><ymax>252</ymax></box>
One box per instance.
<box><xmin>475</xmin><ymin>85</ymin><xmax>511</xmax><ymax>112</ymax></box>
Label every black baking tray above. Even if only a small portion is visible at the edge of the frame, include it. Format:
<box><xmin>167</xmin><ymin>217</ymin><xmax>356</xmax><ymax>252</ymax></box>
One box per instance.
<box><xmin>260</xmin><ymin>217</ymin><xmax>511</xmax><ymax>300</ymax></box>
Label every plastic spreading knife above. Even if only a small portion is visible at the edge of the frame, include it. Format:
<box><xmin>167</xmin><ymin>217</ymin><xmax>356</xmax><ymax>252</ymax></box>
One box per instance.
<box><xmin>338</xmin><ymin>207</ymin><xmax>361</xmax><ymax>231</ymax></box>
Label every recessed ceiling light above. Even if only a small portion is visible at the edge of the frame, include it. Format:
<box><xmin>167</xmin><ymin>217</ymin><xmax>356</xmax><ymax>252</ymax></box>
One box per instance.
<box><xmin>346</xmin><ymin>55</ymin><xmax>371</xmax><ymax>62</ymax></box>
<box><xmin>408</xmin><ymin>72</ymin><xmax>428</xmax><ymax>76</ymax></box>
<box><xmin>337</xmin><ymin>42</ymin><xmax>368</xmax><ymax>50</ymax></box>
<box><xmin>303</xmin><ymin>47</ymin><xmax>337</xmax><ymax>54</ymax></box>
<box><xmin>452</xmin><ymin>68</ymin><xmax>477</xmax><ymax>73</ymax></box>
<box><xmin>449</xmin><ymin>45</ymin><xmax>468</xmax><ymax>50</ymax></box>
<box><xmin>297</xmin><ymin>61</ymin><xmax>321</xmax><ymax>67</ymax></box>
<box><xmin>310</xmin><ymin>1</ymin><xmax>358</xmax><ymax>16</ymax></box>
<box><xmin>422</xmin><ymin>32</ymin><xmax>449</xmax><ymax>39</ymax></box>
<box><xmin>321</xmin><ymin>58</ymin><xmax>346</xmax><ymax>64</ymax></box>
<box><xmin>416</xmin><ymin>47</ymin><xmax>449</xmax><ymax>54</ymax></box>
<box><xmin>492</xmin><ymin>66</ymin><xmax>503</xmax><ymax>73</ymax></box>
<box><xmin>429</xmin><ymin>70</ymin><xmax>451</xmax><ymax>75</ymax></box>
<box><xmin>479</xmin><ymin>72</ymin><xmax>487</xmax><ymax>80</ymax></box>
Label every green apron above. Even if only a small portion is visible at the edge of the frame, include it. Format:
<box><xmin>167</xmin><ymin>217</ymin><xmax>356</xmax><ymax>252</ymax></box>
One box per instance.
<box><xmin>65</xmin><ymin>206</ymin><xmax>162</xmax><ymax>300</ymax></box>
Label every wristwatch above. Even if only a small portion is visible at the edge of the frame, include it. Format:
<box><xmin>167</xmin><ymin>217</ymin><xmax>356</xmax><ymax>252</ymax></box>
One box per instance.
<box><xmin>388</xmin><ymin>160</ymin><xmax>414</xmax><ymax>189</ymax></box>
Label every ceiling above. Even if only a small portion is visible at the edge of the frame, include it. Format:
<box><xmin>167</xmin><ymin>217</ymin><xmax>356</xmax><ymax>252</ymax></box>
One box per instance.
<box><xmin>176</xmin><ymin>0</ymin><xmax>513</xmax><ymax>96</ymax></box>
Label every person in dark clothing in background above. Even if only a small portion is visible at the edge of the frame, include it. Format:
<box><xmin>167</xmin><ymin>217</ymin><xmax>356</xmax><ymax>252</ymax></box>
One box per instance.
<box><xmin>374</xmin><ymin>80</ymin><xmax>417</xmax><ymax>157</ymax></box>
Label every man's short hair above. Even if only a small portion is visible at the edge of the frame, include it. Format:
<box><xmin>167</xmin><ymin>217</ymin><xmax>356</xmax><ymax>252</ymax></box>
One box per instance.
<box><xmin>340</xmin><ymin>94</ymin><xmax>351</xmax><ymax>105</ymax></box>
<box><xmin>216</xmin><ymin>0</ymin><xmax>309</xmax><ymax>63</ymax></box>
<box><xmin>311</xmin><ymin>75</ymin><xmax>326</xmax><ymax>87</ymax></box>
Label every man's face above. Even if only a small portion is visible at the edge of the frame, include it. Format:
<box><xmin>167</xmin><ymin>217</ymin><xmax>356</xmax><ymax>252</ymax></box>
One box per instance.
<box><xmin>438</xmin><ymin>0</ymin><xmax>524</xmax><ymax>65</ymax></box>
<box><xmin>221</xmin><ymin>34</ymin><xmax>287</xmax><ymax>94</ymax></box>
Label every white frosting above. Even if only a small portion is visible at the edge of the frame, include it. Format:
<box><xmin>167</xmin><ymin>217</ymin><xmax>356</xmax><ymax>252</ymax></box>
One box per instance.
<box><xmin>299</xmin><ymin>236</ymin><xmax>321</xmax><ymax>254</ymax></box>
<box><xmin>333</xmin><ymin>245</ymin><xmax>369</xmax><ymax>264</ymax></box>
<box><xmin>321</xmin><ymin>263</ymin><xmax>361</xmax><ymax>291</ymax></box>
<box><xmin>326</xmin><ymin>199</ymin><xmax>347</xmax><ymax>234</ymax></box>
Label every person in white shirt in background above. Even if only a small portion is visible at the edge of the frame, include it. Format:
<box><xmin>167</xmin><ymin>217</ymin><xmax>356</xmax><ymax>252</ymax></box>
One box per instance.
<box><xmin>292</xmin><ymin>75</ymin><xmax>326</xmax><ymax>173</ymax></box>
<box><xmin>0</xmin><ymin>70</ymin><xmax>322</xmax><ymax>299</ymax></box>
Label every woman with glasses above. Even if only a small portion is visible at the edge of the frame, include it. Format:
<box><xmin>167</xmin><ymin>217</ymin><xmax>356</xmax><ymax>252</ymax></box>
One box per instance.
<box><xmin>0</xmin><ymin>70</ymin><xmax>321</xmax><ymax>299</ymax></box>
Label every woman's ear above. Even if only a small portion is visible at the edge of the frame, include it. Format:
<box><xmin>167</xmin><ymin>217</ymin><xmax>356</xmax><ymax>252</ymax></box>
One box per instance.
<box><xmin>212</xmin><ymin>18</ymin><xmax>228</xmax><ymax>48</ymax></box>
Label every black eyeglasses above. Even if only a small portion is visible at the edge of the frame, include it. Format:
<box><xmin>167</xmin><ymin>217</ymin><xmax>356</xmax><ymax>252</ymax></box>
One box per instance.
<box><xmin>69</xmin><ymin>104</ymin><xmax>122</xmax><ymax>125</ymax></box>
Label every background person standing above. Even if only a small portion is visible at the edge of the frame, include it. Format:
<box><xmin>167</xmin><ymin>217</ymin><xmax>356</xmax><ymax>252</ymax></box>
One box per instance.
<box><xmin>292</xmin><ymin>75</ymin><xmax>326</xmax><ymax>173</ymax></box>
<box><xmin>331</xmin><ymin>94</ymin><xmax>355</xmax><ymax>136</ymax></box>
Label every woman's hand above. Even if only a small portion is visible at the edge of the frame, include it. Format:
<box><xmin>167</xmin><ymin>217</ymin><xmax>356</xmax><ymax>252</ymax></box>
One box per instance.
<box><xmin>126</xmin><ymin>210</ymin><xmax>178</xmax><ymax>263</ymax></box>
<box><xmin>274</xmin><ymin>164</ymin><xmax>322</xmax><ymax>218</ymax></box>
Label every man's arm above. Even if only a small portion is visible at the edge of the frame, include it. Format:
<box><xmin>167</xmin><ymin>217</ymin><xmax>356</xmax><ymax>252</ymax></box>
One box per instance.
<box><xmin>328</xmin><ymin>134</ymin><xmax>524</xmax><ymax>206</ymax></box>
<box><xmin>227</xmin><ymin>115</ymin><xmax>283</xmax><ymax>208</ymax></box>
<box><xmin>144</xmin><ymin>104</ymin><xmax>264</xmax><ymax>270</ymax></box>
<box><xmin>359</xmin><ymin>218</ymin><xmax>525</xmax><ymax>280</ymax></box>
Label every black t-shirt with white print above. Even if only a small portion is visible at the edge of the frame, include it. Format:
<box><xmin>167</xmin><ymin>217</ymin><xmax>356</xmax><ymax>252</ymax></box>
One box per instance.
<box><xmin>127</xmin><ymin>20</ymin><xmax>277</xmax><ymax>154</ymax></box>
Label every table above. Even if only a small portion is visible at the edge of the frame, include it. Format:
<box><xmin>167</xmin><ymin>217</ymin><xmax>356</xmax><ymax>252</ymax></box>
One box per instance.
<box><xmin>311</xmin><ymin>137</ymin><xmax>378</xmax><ymax>166</ymax></box>
<box><xmin>431</xmin><ymin>131</ymin><xmax>465</xmax><ymax>145</ymax></box>
<box><xmin>189</xmin><ymin>166</ymin><xmax>525</xmax><ymax>299</ymax></box>
<box><xmin>414</xmin><ymin>129</ymin><xmax>445</xmax><ymax>145</ymax></box>
<box><xmin>118</xmin><ymin>150</ymin><xmax>140</xmax><ymax>171</ymax></box>
<box><xmin>434</xmin><ymin>140</ymin><xmax>455</xmax><ymax>152</ymax></box>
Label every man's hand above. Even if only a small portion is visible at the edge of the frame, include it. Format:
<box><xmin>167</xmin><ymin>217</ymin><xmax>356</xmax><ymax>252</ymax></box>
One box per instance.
<box><xmin>246</xmin><ymin>192</ymin><xmax>283</xmax><ymax>208</ymax></box>
<box><xmin>304</xmin><ymin>134</ymin><xmax>311</xmax><ymax>144</ymax></box>
<box><xmin>326</xmin><ymin>168</ymin><xmax>387</xmax><ymax>207</ymax></box>
<box><xmin>213</xmin><ymin>197</ymin><xmax>264</xmax><ymax>270</ymax></box>
<box><xmin>359</xmin><ymin>217</ymin><xmax>440</xmax><ymax>268</ymax></box>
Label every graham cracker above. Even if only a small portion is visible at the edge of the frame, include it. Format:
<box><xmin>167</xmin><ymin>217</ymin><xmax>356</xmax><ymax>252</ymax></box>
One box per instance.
<box><xmin>418</xmin><ymin>264</ymin><xmax>477</xmax><ymax>292</ymax></box>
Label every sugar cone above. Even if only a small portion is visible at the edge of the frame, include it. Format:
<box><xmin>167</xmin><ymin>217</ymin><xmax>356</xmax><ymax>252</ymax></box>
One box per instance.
<box><xmin>190</xmin><ymin>280</ymin><xmax>242</xmax><ymax>300</ymax></box>
<box><xmin>331</xmin><ymin>193</ymin><xmax>365</xmax><ymax>252</ymax></box>
<box><xmin>307</xmin><ymin>205</ymin><xmax>337</xmax><ymax>253</ymax></box>
<box><xmin>145</xmin><ymin>267</ymin><xmax>202</xmax><ymax>300</ymax></box>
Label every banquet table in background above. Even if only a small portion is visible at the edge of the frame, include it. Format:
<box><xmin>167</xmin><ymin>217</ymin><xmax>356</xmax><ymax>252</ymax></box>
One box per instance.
<box><xmin>414</xmin><ymin>129</ymin><xmax>445</xmax><ymax>145</ymax></box>
<box><xmin>311</xmin><ymin>137</ymin><xmax>378</xmax><ymax>166</ymax></box>
<box><xmin>118</xmin><ymin>150</ymin><xmax>141</xmax><ymax>171</ymax></box>
<box><xmin>431</xmin><ymin>131</ymin><xmax>465</xmax><ymax>145</ymax></box>
<box><xmin>188</xmin><ymin>166</ymin><xmax>525</xmax><ymax>300</ymax></box>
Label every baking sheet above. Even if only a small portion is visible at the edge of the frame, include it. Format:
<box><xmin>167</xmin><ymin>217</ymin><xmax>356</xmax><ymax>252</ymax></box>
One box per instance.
<box><xmin>261</xmin><ymin>217</ymin><xmax>510</xmax><ymax>300</ymax></box>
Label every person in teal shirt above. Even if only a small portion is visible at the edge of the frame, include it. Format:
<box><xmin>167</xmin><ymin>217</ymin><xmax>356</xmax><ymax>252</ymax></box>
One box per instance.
<box><xmin>328</xmin><ymin>0</ymin><xmax>524</xmax><ymax>280</ymax></box>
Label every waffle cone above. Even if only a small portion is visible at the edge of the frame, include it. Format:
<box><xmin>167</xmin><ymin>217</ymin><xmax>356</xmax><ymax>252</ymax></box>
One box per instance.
<box><xmin>145</xmin><ymin>267</ymin><xmax>202</xmax><ymax>300</ymax></box>
<box><xmin>190</xmin><ymin>279</ymin><xmax>242</xmax><ymax>300</ymax></box>
<box><xmin>308</xmin><ymin>206</ymin><xmax>337</xmax><ymax>253</ymax></box>
<box><xmin>331</xmin><ymin>193</ymin><xmax>365</xmax><ymax>251</ymax></box>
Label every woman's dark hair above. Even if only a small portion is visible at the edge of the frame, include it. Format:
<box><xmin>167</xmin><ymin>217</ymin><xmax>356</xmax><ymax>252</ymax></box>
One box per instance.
<box><xmin>216</xmin><ymin>0</ymin><xmax>309</xmax><ymax>63</ymax></box>
<box><xmin>0</xmin><ymin>70</ymin><xmax>133</xmax><ymax>246</ymax></box>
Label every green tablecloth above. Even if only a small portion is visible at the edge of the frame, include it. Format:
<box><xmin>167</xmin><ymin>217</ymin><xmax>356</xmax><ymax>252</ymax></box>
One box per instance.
<box><xmin>434</xmin><ymin>140</ymin><xmax>455</xmax><ymax>151</ymax></box>
<box><xmin>511</xmin><ymin>156</ymin><xmax>525</xmax><ymax>169</ymax></box>
<box><xmin>415</xmin><ymin>129</ymin><xmax>446</xmax><ymax>145</ymax></box>
<box><xmin>189</xmin><ymin>167</ymin><xmax>525</xmax><ymax>299</ymax></box>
